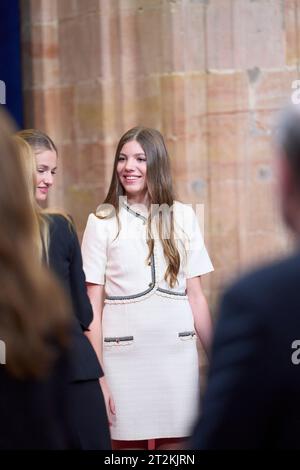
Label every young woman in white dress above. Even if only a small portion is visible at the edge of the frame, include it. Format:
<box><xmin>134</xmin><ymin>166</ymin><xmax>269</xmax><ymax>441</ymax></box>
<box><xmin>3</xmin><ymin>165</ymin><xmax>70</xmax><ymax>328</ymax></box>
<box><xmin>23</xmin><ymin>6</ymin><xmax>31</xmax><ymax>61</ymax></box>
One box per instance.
<box><xmin>82</xmin><ymin>127</ymin><xmax>214</xmax><ymax>450</ymax></box>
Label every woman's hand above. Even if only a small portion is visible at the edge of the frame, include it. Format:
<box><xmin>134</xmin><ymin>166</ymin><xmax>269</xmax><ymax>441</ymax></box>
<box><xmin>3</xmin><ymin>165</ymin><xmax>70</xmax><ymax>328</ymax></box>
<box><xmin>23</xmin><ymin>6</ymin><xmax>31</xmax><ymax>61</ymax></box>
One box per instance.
<box><xmin>186</xmin><ymin>276</ymin><xmax>213</xmax><ymax>356</ymax></box>
<box><xmin>100</xmin><ymin>376</ymin><xmax>116</xmax><ymax>426</ymax></box>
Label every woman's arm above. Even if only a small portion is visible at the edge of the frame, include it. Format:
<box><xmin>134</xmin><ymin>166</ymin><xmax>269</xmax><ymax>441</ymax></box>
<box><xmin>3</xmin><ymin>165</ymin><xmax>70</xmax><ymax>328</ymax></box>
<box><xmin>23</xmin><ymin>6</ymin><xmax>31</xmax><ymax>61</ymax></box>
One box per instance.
<box><xmin>187</xmin><ymin>276</ymin><xmax>213</xmax><ymax>356</ymax></box>
<box><xmin>86</xmin><ymin>283</ymin><xmax>116</xmax><ymax>425</ymax></box>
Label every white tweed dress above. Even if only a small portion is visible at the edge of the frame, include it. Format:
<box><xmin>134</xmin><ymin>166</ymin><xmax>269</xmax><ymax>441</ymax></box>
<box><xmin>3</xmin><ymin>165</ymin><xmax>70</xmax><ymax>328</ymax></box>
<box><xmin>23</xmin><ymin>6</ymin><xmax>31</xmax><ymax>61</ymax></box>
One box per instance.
<box><xmin>81</xmin><ymin>201</ymin><xmax>213</xmax><ymax>440</ymax></box>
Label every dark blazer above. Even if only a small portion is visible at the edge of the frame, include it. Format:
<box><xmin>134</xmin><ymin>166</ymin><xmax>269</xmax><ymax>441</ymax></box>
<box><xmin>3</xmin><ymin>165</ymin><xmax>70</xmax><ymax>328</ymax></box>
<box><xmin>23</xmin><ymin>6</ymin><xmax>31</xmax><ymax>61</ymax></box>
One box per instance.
<box><xmin>47</xmin><ymin>214</ymin><xmax>103</xmax><ymax>382</ymax></box>
<box><xmin>0</xmin><ymin>353</ymin><xmax>70</xmax><ymax>449</ymax></box>
<box><xmin>191</xmin><ymin>251</ymin><xmax>300</xmax><ymax>449</ymax></box>
<box><xmin>47</xmin><ymin>215</ymin><xmax>110</xmax><ymax>450</ymax></box>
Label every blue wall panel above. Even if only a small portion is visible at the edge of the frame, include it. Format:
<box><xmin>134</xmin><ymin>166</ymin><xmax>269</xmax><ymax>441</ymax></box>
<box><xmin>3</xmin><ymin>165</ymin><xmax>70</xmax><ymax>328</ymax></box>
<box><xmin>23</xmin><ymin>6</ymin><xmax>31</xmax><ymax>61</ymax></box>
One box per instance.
<box><xmin>0</xmin><ymin>0</ymin><xmax>23</xmax><ymax>127</ymax></box>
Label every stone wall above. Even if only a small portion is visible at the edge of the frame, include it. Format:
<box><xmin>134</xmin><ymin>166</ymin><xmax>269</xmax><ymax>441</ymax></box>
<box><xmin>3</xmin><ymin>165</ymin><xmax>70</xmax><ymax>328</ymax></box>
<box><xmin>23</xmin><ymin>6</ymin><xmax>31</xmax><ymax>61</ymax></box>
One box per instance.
<box><xmin>20</xmin><ymin>0</ymin><xmax>299</xmax><ymax>309</ymax></box>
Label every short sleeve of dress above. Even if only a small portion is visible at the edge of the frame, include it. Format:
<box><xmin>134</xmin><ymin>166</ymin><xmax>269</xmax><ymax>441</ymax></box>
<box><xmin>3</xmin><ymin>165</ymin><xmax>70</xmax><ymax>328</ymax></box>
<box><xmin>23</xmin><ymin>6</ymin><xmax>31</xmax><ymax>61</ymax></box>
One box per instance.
<box><xmin>184</xmin><ymin>206</ymin><xmax>214</xmax><ymax>279</ymax></box>
<box><xmin>81</xmin><ymin>213</ymin><xmax>107</xmax><ymax>285</ymax></box>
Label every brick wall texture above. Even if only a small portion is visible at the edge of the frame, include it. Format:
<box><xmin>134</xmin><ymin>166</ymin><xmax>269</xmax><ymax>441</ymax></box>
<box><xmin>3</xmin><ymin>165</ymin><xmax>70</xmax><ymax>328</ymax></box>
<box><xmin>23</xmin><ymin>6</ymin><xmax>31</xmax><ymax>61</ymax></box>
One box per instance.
<box><xmin>20</xmin><ymin>0</ymin><xmax>299</xmax><ymax>310</ymax></box>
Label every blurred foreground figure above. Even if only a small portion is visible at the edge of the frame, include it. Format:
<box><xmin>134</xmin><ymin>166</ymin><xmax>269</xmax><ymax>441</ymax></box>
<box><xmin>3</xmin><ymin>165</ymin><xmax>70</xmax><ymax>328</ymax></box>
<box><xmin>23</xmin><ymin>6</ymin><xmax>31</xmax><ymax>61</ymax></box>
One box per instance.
<box><xmin>0</xmin><ymin>108</ymin><xmax>71</xmax><ymax>449</ymax></box>
<box><xmin>191</xmin><ymin>106</ymin><xmax>300</xmax><ymax>449</ymax></box>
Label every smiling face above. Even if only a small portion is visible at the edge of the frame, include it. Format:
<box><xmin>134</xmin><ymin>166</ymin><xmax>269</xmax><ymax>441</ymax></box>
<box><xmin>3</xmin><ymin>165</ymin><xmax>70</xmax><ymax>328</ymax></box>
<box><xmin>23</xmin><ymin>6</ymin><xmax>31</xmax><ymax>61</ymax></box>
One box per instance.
<box><xmin>35</xmin><ymin>149</ymin><xmax>58</xmax><ymax>202</ymax></box>
<box><xmin>116</xmin><ymin>140</ymin><xmax>148</xmax><ymax>204</ymax></box>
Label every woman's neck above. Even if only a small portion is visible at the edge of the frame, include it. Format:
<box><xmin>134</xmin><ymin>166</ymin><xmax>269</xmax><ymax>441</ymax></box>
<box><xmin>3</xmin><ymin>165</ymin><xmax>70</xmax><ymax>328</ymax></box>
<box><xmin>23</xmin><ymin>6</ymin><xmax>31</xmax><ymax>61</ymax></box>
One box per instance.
<box><xmin>126</xmin><ymin>192</ymin><xmax>150</xmax><ymax>208</ymax></box>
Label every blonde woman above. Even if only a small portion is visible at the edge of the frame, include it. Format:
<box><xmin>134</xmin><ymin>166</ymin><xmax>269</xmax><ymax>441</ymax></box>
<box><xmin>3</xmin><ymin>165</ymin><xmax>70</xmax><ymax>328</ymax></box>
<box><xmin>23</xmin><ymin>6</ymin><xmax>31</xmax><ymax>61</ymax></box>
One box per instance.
<box><xmin>15</xmin><ymin>130</ymin><xmax>111</xmax><ymax>450</ymax></box>
<box><xmin>82</xmin><ymin>127</ymin><xmax>214</xmax><ymax>450</ymax></box>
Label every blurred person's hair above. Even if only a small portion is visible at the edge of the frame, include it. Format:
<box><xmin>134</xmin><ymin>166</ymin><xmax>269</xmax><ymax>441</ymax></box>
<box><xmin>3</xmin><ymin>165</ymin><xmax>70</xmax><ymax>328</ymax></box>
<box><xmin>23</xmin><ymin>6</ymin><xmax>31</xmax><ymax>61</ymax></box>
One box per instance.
<box><xmin>100</xmin><ymin>126</ymin><xmax>180</xmax><ymax>288</ymax></box>
<box><xmin>0</xmin><ymin>108</ymin><xmax>70</xmax><ymax>379</ymax></box>
<box><xmin>16</xmin><ymin>128</ymin><xmax>57</xmax><ymax>154</ymax></box>
<box><xmin>275</xmin><ymin>105</ymin><xmax>300</xmax><ymax>187</ymax></box>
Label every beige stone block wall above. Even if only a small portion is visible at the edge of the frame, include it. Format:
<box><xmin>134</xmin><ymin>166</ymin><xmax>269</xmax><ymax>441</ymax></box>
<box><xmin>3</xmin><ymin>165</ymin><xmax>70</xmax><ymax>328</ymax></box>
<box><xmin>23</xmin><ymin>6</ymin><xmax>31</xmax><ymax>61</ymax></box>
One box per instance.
<box><xmin>20</xmin><ymin>0</ymin><xmax>299</xmax><ymax>314</ymax></box>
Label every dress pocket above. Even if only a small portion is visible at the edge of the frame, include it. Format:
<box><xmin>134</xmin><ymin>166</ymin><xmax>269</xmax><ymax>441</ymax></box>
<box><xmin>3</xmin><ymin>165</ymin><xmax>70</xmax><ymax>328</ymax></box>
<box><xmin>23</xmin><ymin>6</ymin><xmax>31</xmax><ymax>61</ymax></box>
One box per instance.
<box><xmin>104</xmin><ymin>335</ymin><xmax>134</xmax><ymax>347</ymax></box>
<box><xmin>178</xmin><ymin>331</ymin><xmax>196</xmax><ymax>341</ymax></box>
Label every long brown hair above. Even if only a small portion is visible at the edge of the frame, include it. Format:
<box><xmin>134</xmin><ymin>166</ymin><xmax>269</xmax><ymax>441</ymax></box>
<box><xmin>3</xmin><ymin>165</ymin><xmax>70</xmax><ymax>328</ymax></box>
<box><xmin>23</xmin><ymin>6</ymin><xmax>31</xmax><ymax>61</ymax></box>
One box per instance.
<box><xmin>0</xmin><ymin>108</ymin><xmax>70</xmax><ymax>379</ymax></box>
<box><xmin>101</xmin><ymin>127</ymin><xmax>180</xmax><ymax>288</ymax></box>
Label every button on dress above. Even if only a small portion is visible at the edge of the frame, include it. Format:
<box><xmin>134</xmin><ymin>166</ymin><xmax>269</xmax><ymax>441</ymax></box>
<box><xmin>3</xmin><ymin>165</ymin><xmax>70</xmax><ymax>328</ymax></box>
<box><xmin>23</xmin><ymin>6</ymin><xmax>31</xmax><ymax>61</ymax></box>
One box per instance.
<box><xmin>82</xmin><ymin>201</ymin><xmax>213</xmax><ymax>440</ymax></box>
